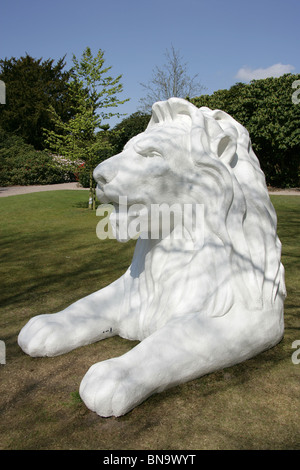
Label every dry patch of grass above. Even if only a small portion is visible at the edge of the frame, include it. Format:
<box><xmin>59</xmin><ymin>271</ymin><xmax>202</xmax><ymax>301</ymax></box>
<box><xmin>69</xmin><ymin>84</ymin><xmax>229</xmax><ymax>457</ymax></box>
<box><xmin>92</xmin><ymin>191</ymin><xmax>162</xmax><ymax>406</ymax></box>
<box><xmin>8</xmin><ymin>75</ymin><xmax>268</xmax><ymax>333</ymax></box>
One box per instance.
<box><xmin>0</xmin><ymin>192</ymin><xmax>299</xmax><ymax>450</ymax></box>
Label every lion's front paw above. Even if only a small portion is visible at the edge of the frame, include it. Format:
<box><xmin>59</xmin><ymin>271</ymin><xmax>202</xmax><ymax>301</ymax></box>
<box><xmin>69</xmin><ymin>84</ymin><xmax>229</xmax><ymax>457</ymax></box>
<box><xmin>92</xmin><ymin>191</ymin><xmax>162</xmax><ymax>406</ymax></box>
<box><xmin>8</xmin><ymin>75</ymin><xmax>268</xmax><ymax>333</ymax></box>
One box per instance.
<box><xmin>79</xmin><ymin>358</ymin><xmax>148</xmax><ymax>417</ymax></box>
<box><xmin>18</xmin><ymin>314</ymin><xmax>70</xmax><ymax>357</ymax></box>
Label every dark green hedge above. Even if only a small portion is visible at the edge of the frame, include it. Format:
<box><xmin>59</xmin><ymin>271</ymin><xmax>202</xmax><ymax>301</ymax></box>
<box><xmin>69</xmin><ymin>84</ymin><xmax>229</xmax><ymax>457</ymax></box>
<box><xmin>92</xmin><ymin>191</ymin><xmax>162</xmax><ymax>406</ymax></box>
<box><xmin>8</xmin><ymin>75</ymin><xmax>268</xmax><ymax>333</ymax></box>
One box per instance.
<box><xmin>190</xmin><ymin>74</ymin><xmax>300</xmax><ymax>188</ymax></box>
<box><xmin>0</xmin><ymin>127</ymin><xmax>76</xmax><ymax>186</ymax></box>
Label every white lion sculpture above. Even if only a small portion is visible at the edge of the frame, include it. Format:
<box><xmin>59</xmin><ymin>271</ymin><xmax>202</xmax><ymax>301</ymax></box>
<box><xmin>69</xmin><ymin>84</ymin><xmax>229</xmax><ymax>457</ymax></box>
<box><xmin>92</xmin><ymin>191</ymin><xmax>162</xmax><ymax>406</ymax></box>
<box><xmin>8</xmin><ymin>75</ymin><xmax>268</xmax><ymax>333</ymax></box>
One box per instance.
<box><xmin>18</xmin><ymin>98</ymin><xmax>286</xmax><ymax>417</ymax></box>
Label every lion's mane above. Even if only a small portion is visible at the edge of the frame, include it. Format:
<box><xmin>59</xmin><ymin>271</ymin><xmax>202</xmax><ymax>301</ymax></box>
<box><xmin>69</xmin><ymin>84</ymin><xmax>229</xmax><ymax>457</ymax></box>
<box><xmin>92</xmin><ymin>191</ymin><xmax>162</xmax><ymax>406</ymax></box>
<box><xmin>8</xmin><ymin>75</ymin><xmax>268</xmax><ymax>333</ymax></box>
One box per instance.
<box><xmin>125</xmin><ymin>98</ymin><xmax>286</xmax><ymax>334</ymax></box>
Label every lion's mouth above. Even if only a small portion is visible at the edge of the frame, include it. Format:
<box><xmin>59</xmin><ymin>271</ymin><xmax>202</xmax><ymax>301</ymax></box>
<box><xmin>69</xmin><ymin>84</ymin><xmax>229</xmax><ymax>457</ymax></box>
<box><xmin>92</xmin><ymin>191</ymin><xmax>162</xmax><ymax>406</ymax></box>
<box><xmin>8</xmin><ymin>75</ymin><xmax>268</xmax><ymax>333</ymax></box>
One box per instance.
<box><xmin>96</xmin><ymin>183</ymin><xmax>146</xmax><ymax>210</ymax></box>
<box><xmin>96</xmin><ymin>186</ymin><xmax>125</xmax><ymax>209</ymax></box>
<box><xmin>95</xmin><ymin>184</ymin><xmax>112</xmax><ymax>204</ymax></box>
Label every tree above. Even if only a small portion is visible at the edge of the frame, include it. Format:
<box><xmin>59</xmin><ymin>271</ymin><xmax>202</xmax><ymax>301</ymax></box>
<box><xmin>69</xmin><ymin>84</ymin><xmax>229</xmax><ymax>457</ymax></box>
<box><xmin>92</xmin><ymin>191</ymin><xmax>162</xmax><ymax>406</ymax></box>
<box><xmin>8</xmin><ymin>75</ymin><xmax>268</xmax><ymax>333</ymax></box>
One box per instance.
<box><xmin>44</xmin><ymin>47</ymin><xmax>129</xmax><ymax>209</ymax></box>
<box><xmin>109</xmin><ymin>111</ymin><xmax>151</xmax><ymax>154</ymax></box>
<box><xmin>0</xmin><ymin>54</ymin><xmax>73</xmax><ymax>149</ymax></box>
<box><xmin>139</xmin><ymin>45</ymin><xmax>205</xmax><ymax>113</ymax></box>
<box><xmin>191</xmin><ymin>74</ymin><xmax>300</xmax><ymax>187</ymax></box>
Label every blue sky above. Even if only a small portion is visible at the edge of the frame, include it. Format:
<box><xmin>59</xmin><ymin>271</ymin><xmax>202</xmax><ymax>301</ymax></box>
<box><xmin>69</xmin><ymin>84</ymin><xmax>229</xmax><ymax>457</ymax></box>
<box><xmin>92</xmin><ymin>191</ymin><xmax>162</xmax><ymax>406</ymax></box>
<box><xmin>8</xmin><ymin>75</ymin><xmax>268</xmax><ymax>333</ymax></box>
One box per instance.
<box><xmin>1</xmin><ymin>0</ymin><xmax>299</xmax><ymax>127</ymax></box>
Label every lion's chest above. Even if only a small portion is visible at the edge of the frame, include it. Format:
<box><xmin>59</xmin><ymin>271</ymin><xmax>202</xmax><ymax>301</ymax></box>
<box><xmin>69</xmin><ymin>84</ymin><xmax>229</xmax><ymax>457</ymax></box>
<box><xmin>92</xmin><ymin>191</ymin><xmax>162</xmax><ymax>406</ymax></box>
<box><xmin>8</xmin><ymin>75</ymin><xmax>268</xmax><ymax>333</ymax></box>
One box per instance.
<box><xmin>119</xmin><ymin>239</ymin><xmax>203</xmax><ymax>340</ymax></box>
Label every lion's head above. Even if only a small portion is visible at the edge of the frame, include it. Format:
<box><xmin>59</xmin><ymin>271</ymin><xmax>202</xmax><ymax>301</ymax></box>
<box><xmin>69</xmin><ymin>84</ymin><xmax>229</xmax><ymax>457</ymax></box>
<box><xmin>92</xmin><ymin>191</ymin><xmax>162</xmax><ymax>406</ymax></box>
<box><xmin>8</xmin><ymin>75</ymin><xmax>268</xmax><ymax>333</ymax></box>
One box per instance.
<box><xmin>94</xmin><ymin>98</ymin><xmax>286</xmax><ymax>322</ymax></box>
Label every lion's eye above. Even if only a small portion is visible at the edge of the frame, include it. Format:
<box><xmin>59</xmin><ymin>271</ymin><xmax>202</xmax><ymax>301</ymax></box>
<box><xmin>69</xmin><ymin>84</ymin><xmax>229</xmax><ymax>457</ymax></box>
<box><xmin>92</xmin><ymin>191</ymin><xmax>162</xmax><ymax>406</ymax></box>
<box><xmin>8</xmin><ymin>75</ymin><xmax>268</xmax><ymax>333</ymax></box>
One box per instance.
<box><xmin>144</xmin><ymin>151</ymin><xmax>161</xmax><ymax>158</ymax></box>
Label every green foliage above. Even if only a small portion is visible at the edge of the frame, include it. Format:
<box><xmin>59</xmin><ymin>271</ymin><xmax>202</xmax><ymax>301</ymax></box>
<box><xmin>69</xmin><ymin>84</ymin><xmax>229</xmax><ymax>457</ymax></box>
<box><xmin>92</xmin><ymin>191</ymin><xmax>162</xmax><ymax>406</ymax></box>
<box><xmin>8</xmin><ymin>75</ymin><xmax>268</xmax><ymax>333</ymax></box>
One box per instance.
<box><xmin>109</xmin><ymin>112</ymin><xmax>151</xmax><ymax>154</ymax></box>
<box><xmin>44</xmin><ymin>80</ymin><xmax>107</xmax><ymax>167</ymax></box>
<box><xmin>76</xmin><ymin>163</ymin><xmax>91</xmax><ymax>188</ymax></box>
<box><xmin>0</xmin><ymin>127</ymin><xmax>76</xmax><ymax>186</ymax></box>
<box><xmin>44</xmin><ymin>47</ymin><xmax>129</xmax><ymax>208</ymax></box>
<box><xmin>0</xmin><ymin>54</ymin><xmax>74</xmax><ymax>149</ymax></box>
<box><xmin>191</xmin><ymin>74</ymin><xmax>300</xmax><ymax>187</ymax></box>
<box><xmin>71</xmin><ymin>47</ymin><xmax>129</xmax><ymax>121</ymax></box>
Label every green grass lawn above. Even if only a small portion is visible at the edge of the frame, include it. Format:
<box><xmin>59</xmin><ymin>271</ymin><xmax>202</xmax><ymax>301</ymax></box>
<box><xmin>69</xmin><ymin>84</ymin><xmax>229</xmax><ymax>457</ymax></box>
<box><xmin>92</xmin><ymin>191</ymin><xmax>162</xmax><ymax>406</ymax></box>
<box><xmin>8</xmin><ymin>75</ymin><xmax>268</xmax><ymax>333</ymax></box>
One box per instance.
<box><xmin>0</xmin><ymin>190</ymin><xmax>299</xmax><ymax>450</ymax></box>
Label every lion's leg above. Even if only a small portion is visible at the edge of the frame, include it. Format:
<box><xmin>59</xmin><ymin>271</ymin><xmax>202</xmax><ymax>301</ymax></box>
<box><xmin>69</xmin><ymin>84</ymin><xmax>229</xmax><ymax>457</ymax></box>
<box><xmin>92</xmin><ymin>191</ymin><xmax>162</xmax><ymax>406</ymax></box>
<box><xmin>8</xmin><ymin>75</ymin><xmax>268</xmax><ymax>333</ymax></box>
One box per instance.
<box><xmin>18</xmin><ymin>275</ymin><xmax>126</xmax><ymax>357</ymax></box>
<box><xmin>79</xmin><ymin>305</ymin><xmax>284</xmax><ymax>417</ymax></box>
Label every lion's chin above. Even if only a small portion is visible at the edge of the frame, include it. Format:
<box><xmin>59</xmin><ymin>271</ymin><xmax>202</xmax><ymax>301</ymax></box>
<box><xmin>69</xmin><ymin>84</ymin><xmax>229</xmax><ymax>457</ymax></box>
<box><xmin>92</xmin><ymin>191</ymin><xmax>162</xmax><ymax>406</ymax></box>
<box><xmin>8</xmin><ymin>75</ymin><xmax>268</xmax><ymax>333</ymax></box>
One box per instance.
<box><xmin>109</xmin><ymin>211</ymin><xmax>132</xmax><ymax>243</ymax></box>
<box><xmin>95</xmin><ymin>185</ymin><xmax>112</xmax><ymax>204</ymax></box>
<box><xmin>109</xmin><ymin>206</ymin><xmax>144</xmax><ymax>243</ymax></box>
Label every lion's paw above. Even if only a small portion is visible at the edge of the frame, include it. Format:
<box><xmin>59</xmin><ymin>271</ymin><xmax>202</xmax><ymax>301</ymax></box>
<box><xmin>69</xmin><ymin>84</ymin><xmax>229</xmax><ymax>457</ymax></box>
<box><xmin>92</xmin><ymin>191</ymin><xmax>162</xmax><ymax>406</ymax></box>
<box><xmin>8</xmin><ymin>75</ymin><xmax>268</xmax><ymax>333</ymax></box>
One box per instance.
<box><xmin>18</xmin><ymin>314</ymin><xmax>70</xmax><ymax>357</ymax></box>
<box><xmin>79</xmin><ymin>358</ymin><xmax>146</xmax><ymax>417</ymax></box>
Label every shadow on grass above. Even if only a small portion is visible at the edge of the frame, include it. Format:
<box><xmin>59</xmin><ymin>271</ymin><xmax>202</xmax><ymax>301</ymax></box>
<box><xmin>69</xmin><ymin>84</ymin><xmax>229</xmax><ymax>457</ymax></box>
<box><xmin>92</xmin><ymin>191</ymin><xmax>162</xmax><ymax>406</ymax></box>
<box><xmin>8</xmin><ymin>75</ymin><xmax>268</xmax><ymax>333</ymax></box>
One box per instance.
<box><xmin>0</xmin><ymin>208</ymin><xmax>135</xmax><ymax>311</ymax></box>
<box><xmin>72</xmin><ymin>201</ymin><xmax>90</xmax><ymax>209</ymax></box>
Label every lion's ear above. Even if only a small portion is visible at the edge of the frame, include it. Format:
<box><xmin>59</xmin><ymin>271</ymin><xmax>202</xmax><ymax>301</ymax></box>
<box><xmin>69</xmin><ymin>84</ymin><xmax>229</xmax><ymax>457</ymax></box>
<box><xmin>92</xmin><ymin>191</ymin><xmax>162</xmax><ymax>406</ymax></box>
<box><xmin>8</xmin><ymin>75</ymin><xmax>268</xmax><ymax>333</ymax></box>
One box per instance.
<box><xmin>203</xmin><ymin>109</ymin><xmax>238</xmax><ymax>167</ymax></box>
<box><xmin>215</xmin><ymin>133</ymin><xmax>237</xmax><ymax>167</ymax></box>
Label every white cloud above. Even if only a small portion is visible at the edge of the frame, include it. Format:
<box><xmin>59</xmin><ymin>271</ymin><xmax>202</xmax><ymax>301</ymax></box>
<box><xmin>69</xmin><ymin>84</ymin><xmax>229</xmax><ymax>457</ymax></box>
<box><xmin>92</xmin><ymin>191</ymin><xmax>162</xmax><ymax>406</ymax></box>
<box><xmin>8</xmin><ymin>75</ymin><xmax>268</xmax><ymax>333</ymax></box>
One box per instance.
<box><xmin>235</xmin><ymin>63</ymin><xmax>295</xmax><ymax>82</ymax></box>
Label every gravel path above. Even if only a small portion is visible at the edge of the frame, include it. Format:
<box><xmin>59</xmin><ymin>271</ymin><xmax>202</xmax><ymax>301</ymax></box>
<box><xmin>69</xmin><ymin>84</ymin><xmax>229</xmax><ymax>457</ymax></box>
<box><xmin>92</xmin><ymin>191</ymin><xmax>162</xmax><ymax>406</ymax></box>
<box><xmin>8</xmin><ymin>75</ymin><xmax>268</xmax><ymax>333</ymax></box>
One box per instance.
<box><xmin>0</xmin><ymin>182</ymin><xmax>299</xmax><ymax>198</ymax></box>
<box><xmin>0</xmin><ymin>182</ymin><xmax>87</xmax><ymax>197</ymax></box>
<box><xmin>267</xmin><ymin>189</ymin><xmax>300</xmax><ymax>195</ymax></box>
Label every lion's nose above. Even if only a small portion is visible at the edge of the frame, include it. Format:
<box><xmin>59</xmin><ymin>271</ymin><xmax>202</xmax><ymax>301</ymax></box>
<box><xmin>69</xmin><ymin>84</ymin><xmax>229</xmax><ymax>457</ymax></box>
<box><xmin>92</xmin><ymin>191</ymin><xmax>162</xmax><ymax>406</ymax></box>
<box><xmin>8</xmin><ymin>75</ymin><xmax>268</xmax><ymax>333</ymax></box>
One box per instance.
<box><xmin>93</xmin><ymin>158</ymin><xmax>118</xmax><ymax>186</ymax></box>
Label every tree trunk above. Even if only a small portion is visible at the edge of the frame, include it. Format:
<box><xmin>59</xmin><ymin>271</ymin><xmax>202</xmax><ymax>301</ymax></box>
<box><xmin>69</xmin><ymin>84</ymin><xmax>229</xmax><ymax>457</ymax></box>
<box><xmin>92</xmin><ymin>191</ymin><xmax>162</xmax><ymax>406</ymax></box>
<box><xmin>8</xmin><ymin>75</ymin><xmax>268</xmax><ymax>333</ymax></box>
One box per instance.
<box><xmin>89</xmin><ymin>168</ymin><xmax>96</xmax><ymax>210</ymax></box>
<box><xmin>92</xmin><ymin>187</ymin><xmax>96</xmax><ymax>210</ymax></box>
